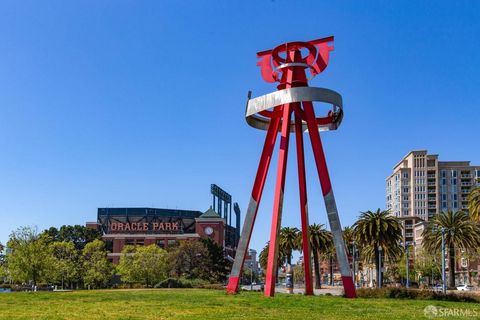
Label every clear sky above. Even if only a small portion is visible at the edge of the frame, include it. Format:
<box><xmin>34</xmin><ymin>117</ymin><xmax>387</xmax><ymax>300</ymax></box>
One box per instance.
<box><xmin>1</xmin><ymin>1</ymin><xmax>479</xmax><ymax>254</ymax></box>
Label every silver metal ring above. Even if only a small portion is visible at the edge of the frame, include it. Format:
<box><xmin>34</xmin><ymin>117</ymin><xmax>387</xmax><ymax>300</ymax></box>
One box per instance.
<box><xmin>245</xmin><ymin>87</ymin><xmax>343</xmax><ymax>132</ymax></box>
<box><xmin>276</xmin><ymin>62</ymin><xmax>311</xmax><ymax>69</ymax></box>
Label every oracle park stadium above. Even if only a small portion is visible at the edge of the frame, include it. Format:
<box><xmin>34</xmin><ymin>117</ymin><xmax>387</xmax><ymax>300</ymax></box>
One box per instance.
<box><xmin>86</xmin><ymin>184</ymin><xmax>240</xmax><ymax>263</ymax></box>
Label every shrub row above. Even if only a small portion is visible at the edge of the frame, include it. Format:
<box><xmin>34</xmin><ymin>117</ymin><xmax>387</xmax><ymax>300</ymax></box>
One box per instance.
<box><xmin>153</xmin><ymin>278</ymin><xmax>224</xmax><ymax>290</ymax></box>
<box><xmin>356</xmin><ymin>287</ymin><xmax>480</xmax><ymax>303</ymax></box>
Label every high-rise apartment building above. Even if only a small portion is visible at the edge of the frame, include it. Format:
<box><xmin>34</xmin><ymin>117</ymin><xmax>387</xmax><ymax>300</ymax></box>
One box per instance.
<box><xmin>386</xmin><ymin>150</ymin><xmax>480</xmax><ymax>243</ymax></box>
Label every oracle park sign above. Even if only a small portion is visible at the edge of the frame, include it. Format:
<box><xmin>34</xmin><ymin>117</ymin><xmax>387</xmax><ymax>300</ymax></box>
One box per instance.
<box><xmin>97</xmin><ymin>208</ymin><xmax>201</xmax><ymax>235</ymax></box>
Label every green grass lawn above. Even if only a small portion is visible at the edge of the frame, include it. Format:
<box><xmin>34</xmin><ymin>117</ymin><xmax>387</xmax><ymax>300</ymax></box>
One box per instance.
<box><xmin>0</xmin><ymin>289</ymin><xmax>478</xmax><ymax>320</ymax></box>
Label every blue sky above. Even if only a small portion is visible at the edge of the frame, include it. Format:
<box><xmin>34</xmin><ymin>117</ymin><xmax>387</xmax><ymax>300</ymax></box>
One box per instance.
<box><xmin>1</xmin><ymin>1</ymin><xmax>479</xmax><ymax>253</ymax></box>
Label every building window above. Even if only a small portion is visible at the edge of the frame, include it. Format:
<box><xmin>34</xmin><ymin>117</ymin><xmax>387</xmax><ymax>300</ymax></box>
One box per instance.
<box><xmin>105</xmin><ymin>240</ymin><xmax>113</xmax><ymax>252</ymax></box>
<box><xmin>126</xmin><ymin>239</ymin><xmax>134</xmax><ymax>246</ymax></box>
<box><xmin>167</xmin><ymin>239</ymin><xmax>176</xmax><ymax>246</ymax></box>
<box><xmin>156</xmin><ymin>240</ymin><xmax>165</xmax><ymax>248</ymax></box>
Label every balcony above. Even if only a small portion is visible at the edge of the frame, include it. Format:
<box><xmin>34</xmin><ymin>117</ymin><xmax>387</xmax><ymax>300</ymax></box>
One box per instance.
<box><xmin>428</xmin><ymin>205</ymin><xmax>436</xmax><ymax>209</ymax></box>
<box><xmin>461</xmin><ymin>182</ymin><xmax>472</xmax><ymax>186</ymax></box>
<box><xmin>461</xmin><ymin>174</ymin><xmax>472</xmax><ymax>178</ymax></box>
<box><xmin>428</xmin><ymin>174</ymin><xmax>436</xmax><ymax>178</ymax></box>
<box><xmin>428</xmin><ymin>190</ymin><xmax>436</xmax><ymax>194</ymax></box>
<box><xmin>428</xmin><ymin>182</ymin><xmax>436</xmax><ymax>186</ymax></box>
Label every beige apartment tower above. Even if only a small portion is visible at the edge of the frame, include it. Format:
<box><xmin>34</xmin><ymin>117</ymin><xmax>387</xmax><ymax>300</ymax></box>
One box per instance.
<box><xmin>386</xmin><ymin>150</ymin><xmax>480</xmax><ymax>243</ymax></box>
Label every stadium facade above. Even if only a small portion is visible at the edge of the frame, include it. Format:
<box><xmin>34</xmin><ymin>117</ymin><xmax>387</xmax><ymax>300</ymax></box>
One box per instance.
<box><xmin>86</xmin><ymin>206</ymin><xmax>240</xmax><ymax>264</ymax></box>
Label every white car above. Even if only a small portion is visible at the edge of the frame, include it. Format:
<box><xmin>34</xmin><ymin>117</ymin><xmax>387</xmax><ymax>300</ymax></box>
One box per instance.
<box><xmin>432</xmin><ymin>284</ymin><xmax>443</xmax><ymax>291</ymax></box>
<box><xmin>456</xmin><ymin>284</ymin><xmax>474</xmax><ymax>291</ymax></box>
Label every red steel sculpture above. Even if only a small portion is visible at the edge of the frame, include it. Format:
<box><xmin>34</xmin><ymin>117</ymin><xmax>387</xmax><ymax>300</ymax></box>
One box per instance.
<box><xmin>226</xmin><ymin>36</ymin><xmax>356</xmax><ymax>298</ymax></box>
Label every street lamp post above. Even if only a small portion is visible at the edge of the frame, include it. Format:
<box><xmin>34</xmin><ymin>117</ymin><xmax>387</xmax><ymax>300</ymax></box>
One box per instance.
<box><xmin>441</xmin><ymin>227</ymin><xmax>446</xmax><ymax>294</ymax></box>
<box><xmin>250</xmin><ymin>262</ymin><xmax>254</xmax><ymax>291</ymax></box>
<box><xmin>378</xmin><ymin>245</ymin><xmax>382</xmax><ymax>288</ymax></box>
<box><xmin>405</xmin><ymin>242</ymin><xmax>410</xmax><ymax>289</ymax></box>
<box><xmin>352</xmin><ymin>241</ymin><xmax>357</xmax><ymax>288</ymax></box>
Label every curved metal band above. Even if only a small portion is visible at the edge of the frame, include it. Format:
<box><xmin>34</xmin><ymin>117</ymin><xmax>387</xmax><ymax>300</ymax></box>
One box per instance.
<box><xmin>277</xmin><ymin>62</ymin><xmax>311</xmax><ymax>69</ymax></box>
<box><xmin>245</xmin><ymin>87</ymin><xmax>343</xmax><ymax>132</ymax></box>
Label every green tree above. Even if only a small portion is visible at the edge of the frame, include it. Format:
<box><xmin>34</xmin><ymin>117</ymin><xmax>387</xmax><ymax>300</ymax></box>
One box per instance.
<box><xmin>396</xmin><ymin>251</ymin><xmax>417</xmax><ymax>285</ymax></box>
<box><xmin>200</xmin><ymin>238</ymin><xmax>230</xmax><ymax>282</ymax></box>
<box><xmin>82</xmin><ymin>239</ymin><xmax>112</xmax><ymax>289</ymax></box>
<box><xmin>307</xmin><ymin>224</ymin><xmax>332</xmax><ymax>289</ymax></box>
<box><xmin>167</xmin><ymin>240</ymin><xmax>209</xmax><ymax>280</ymax></box>
<box><xmin>468</xmin><ymin>187</ymin><xmax>480</xmax><ymax>221</ymax></box>
<box><xmin>116</xmin><ymin>245</ymin><xmax>136</xmax><ymax>285</ymax></box>
<box><xmin>241</xmin><ymin>267</ymin><xmax>259</xmax><ymax>285</ymax></box>
<box><xmin>422</xmin><ymin>211</ymin><xmax>480</xmax><ymax>288</ymax></box>
<box><xmin>50</xmin><ymin>241</ymin><xmax>80</xmax><ymax>289</ymax></box>
<box><xmin>353</xmin><ymin>209</ymin><xmax>403</xmax><ymax>287</ymax></box>
<box><xmin>43</xmin><ymin>225</ymin><xmax>101</xmax><ymax>250</ymax></box>
<box><xmin>279</xmin><ymin>227</ymin><xmax>300</xmax><ymax>266</ymax></box>
<box><xmin>293</xmin><ymin>264</ymin><xmax>305</xmax><ymax>284</ymax></box>
<box><xmin>0</xmin><ymin>242</ymin><xmax>7</xmax><ymax>283</ymax></box>
<box><xmin>413</xmin><ymin>248</ymin><xmax>442</xmax><ymax>286</ymax></box>
<box><xmin>123</xmin><ymin>244</ymin><xmax>168</xmax><ymax>287</ymax></box>
<box><xmin>6</xmin><ymin>226</ymin><xmax>53</xmax><ymax>286</ymax></box>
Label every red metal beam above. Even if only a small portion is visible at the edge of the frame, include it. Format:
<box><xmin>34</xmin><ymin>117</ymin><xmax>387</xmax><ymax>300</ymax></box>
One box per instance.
<box><xmin>294</xmin><ymin>105</ymin><xmax>313</xmax><ymax>295</ymax></box>
<box><xmin>264</xmin><ymin>103</ymin><xmax>292</xmax><ymax>297</ymax></box>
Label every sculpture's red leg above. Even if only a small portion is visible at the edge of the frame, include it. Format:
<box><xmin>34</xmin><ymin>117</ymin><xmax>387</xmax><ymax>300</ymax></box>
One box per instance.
<box><xmin>294</xmin><ymin>105</ymin><xmax>313</xmax><ymax>295</ymax></box>
<box><xmin>264</xmin><ymin>103</ymin><xmax>293</xmax><ymax>297</ymax></box>
<box><xmin>302</xmin><ymin>101</ymin><xmax>357</xmax><ymax>298</ymax></box>
<box><xmin>226</xmin><ymin>114</ymin><xmax>281</xmax><ymax>294</ymax></box>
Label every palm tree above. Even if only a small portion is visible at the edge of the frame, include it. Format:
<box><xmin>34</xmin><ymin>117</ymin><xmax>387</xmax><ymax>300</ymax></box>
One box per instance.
<box><xmin>353</xmin><ymin>209</ymin><xmax>403</xmax><ymax>288</ymax></box>
<box><xmin>308</xmin><ymin>224</ymin><xmax>333</xmax><ymax>289</ymax></box>
<box><xmin>259</xmin><ymin>241</ymin><xmax>286</xmax><ymax>281</ymax></box>
<box><xmin>468</xmin><ymin>187</ymin><xmax>480</xmax><ymax>221</ymax></box>
<box><xmin>422</xmin><ymin>211</ymin><xmax>480</xmax><ymax>289</ymax></box>
<box><xmin>343</xmin><ymin>226</ymin><xmax>355</xmax><ymax>257</ymax></box>
<box><xmin>279</xmin><ymin>227</ymin><xmax>300</xmax><ymax>266</ymax></box>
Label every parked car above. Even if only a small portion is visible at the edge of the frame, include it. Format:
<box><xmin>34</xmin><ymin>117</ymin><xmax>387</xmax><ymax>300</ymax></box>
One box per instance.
<box><xmin>431</xmin><ymin>284</ymin><xmax>443</xmax><ymax>291</ymax></box>
<box><xmin>456</xmin><ymin>284</ymin><xmax>474</xmax><ymax>291</ymax></box>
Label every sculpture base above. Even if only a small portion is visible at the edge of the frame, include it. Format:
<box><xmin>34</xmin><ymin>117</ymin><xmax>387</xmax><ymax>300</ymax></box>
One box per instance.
<box><xmin>342</xmin><ymin>275</ymin><xmax>357</xmax><ymax>298</ymax></box>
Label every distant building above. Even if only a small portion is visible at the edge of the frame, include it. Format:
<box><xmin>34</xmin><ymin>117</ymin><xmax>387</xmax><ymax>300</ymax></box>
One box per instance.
<box><xmin>386</xmin><ymin>150</ymin><xmax>480</xmax><ymax>244</ymax></box>
<box><xmin>244</xmin><ymin>249</ymin><xmax>259</xmax><ymax>274</ymax></box>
